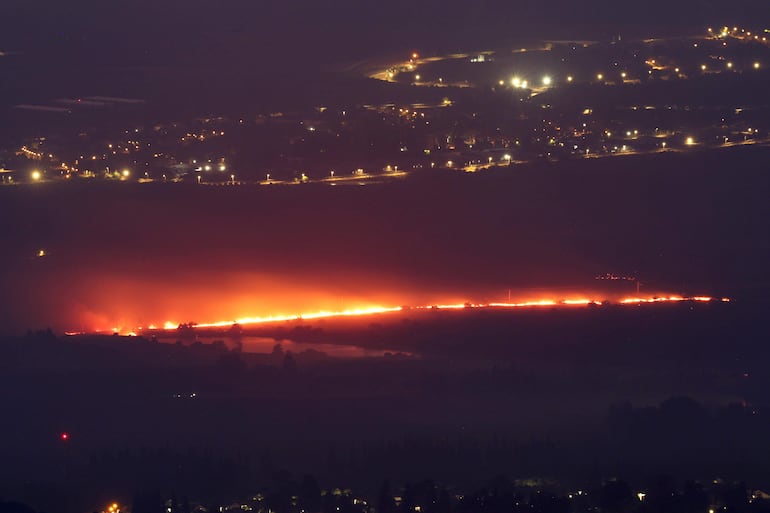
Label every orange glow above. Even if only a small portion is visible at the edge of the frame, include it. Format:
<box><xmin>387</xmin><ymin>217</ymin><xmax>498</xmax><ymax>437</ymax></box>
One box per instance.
<box><xmin>66</xmin><ymin>274</ymin><xmax>726</xmax><ymax>336</ymax></box>
<box><xmin>128</xmin><ymin>294</ymin><xmax>723</xmax><ymax>335</ymax></box>
<box><xmin>562</xmin><ymin>299</ymin><xmax>594</xmax><ymax>305</ymax></box>
<box><xmin>488</xmin><ymin>300</ymin><xmax>558</xmax><ymax>308</ymax></box>
<box><xmin>190</xmin><ymin>305</ymin><xmax>403</xmax><ymax>329</ymax></box>
<box><xmin>619</xmin><ymin>295</ymin><xmax>712</xmax><ymax>304</ymax></box>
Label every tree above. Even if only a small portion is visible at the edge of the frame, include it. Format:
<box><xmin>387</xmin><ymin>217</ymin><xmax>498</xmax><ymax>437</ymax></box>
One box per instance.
<box><xmin>378</xmin><ymin>479</ymin><xmax>396</xmax><ymax>513</ymax></box>
<box><xmin>600</xmin><ymin>480</ymin><xmax>633</xmax><ymax>513</ymax></box>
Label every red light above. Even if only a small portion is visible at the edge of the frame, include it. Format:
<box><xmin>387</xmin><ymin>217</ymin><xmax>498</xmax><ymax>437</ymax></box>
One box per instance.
<box><xmin>60</xmin><ymin>432</ymin><xmax>69</xmax><ymax>441</ymax></box>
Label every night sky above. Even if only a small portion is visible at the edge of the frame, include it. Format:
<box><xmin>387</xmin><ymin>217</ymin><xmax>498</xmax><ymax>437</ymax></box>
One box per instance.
<box><xmin>2</xmin><ymin>0</ymin><xmax>768</xmax><ymax>66</ymax></box>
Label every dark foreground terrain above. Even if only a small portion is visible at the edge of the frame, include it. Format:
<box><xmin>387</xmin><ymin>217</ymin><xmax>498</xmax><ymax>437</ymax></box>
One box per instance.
<box><xmin>2</xmin><ymin>295</ymin><xmax>770</xmax><ymax>511</ymax></box>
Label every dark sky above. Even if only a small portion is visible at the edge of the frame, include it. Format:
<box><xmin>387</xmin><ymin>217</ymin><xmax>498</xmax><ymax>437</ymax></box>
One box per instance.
<box><xmin>2</xmin><ymin>0</ymin><xmax>767</xmax><ymax>64</ymax></box>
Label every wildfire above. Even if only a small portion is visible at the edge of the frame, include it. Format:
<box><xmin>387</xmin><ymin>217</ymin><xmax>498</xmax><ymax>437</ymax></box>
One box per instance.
<box><xmin>618</xmin><ymin>295</ymin><xmax>716</xmax><ymax>304</ymax></box>
<box><xmin>188</xmin><ymin>306</ymin><xmax>403</xmax><ymax>329</ymax></box>
<box><xmin>100</xmin><ymin>294</ymin><xmax>726</xmax><ymax>336</ymax></box>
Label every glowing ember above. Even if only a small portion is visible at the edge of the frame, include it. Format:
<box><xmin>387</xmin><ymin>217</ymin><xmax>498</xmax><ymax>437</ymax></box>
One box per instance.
<box><xmin>118</xmin><ymin>294</ymin><xmax>721</xmax><ymax>335</ymax></box>
<box><xmin>618</xmin><ymin>295</ymin><xmax>713</xmax><ymax>304</ymax></box>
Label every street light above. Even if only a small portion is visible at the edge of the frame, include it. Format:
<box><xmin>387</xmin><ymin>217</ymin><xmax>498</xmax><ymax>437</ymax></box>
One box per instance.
<box><xmin>31</xmin><ymin>170</ymin><xmax>41</xmax><ymax>181</ymax></box>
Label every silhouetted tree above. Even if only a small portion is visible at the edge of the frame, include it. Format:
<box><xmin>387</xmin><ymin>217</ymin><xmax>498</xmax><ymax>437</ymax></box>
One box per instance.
<box><xmin>299</xmin><ymin>474</ymin><xmax>322</xmax><ymax>512</ymax></box>
<box><xmin>284</xmin><ymin>352</ymin><xmax>298</xmax><ymax>373</ymax></box>
<box><xmin>0</xmin><ymin>502</ymin><xmax>38</xmax><ymax>513</ymax></box>
<box><xmin>600</xmin><ymin>480</ymin><xmax>633</xmax><ymax>513</ymax></box>
<box><xmin>681</xmin><ymin>481</ymin><xmax>708</xmax><ymax>513</ymax></box>
<box><xmin>724</xmin><ymin>482</ymin><xmax>749</xmax><ymax>513</ymax></box>
<box><xmin>378</xmin><ymin>479</ymin><xmax>396</xmax><ymax>513</ymax></box>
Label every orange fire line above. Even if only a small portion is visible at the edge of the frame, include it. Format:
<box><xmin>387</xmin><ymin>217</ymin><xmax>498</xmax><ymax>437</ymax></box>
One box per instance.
<box><xmin>77</xmin><ymin>294</ymin><xmax>729</xmax><ymax>336</ymax></box>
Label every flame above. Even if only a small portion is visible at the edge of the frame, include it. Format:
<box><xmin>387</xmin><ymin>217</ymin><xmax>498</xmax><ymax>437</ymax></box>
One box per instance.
<box><xmin>192</xmin><ymin>306</ymin><xmax>403</xmax><ymax>329</ymax></box>
<box><xmin>488</xmin><ymin>300</ymin><xmax>559</xmax><ymax>308</ymax></box>
<box><xmin>133</xmin><ymin>294</ymin><xmax>720</xmax><ymax>335</ymax></box>
<box><xmin>618</xmin><ymin>295</ymin><xmax>713</xmax><ymax>304</ymax></box>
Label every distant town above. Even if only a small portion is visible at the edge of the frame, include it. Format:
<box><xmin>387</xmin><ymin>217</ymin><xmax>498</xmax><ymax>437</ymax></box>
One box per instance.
<box><xmin>2</xmin><ymin>28</ymin><xmax>769</xmax><ymax>186</ymax></box>
<box><xmin>45</xmin><ymin>474</ymin><xmax>770</xmax><ymax>513</ymax></box>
